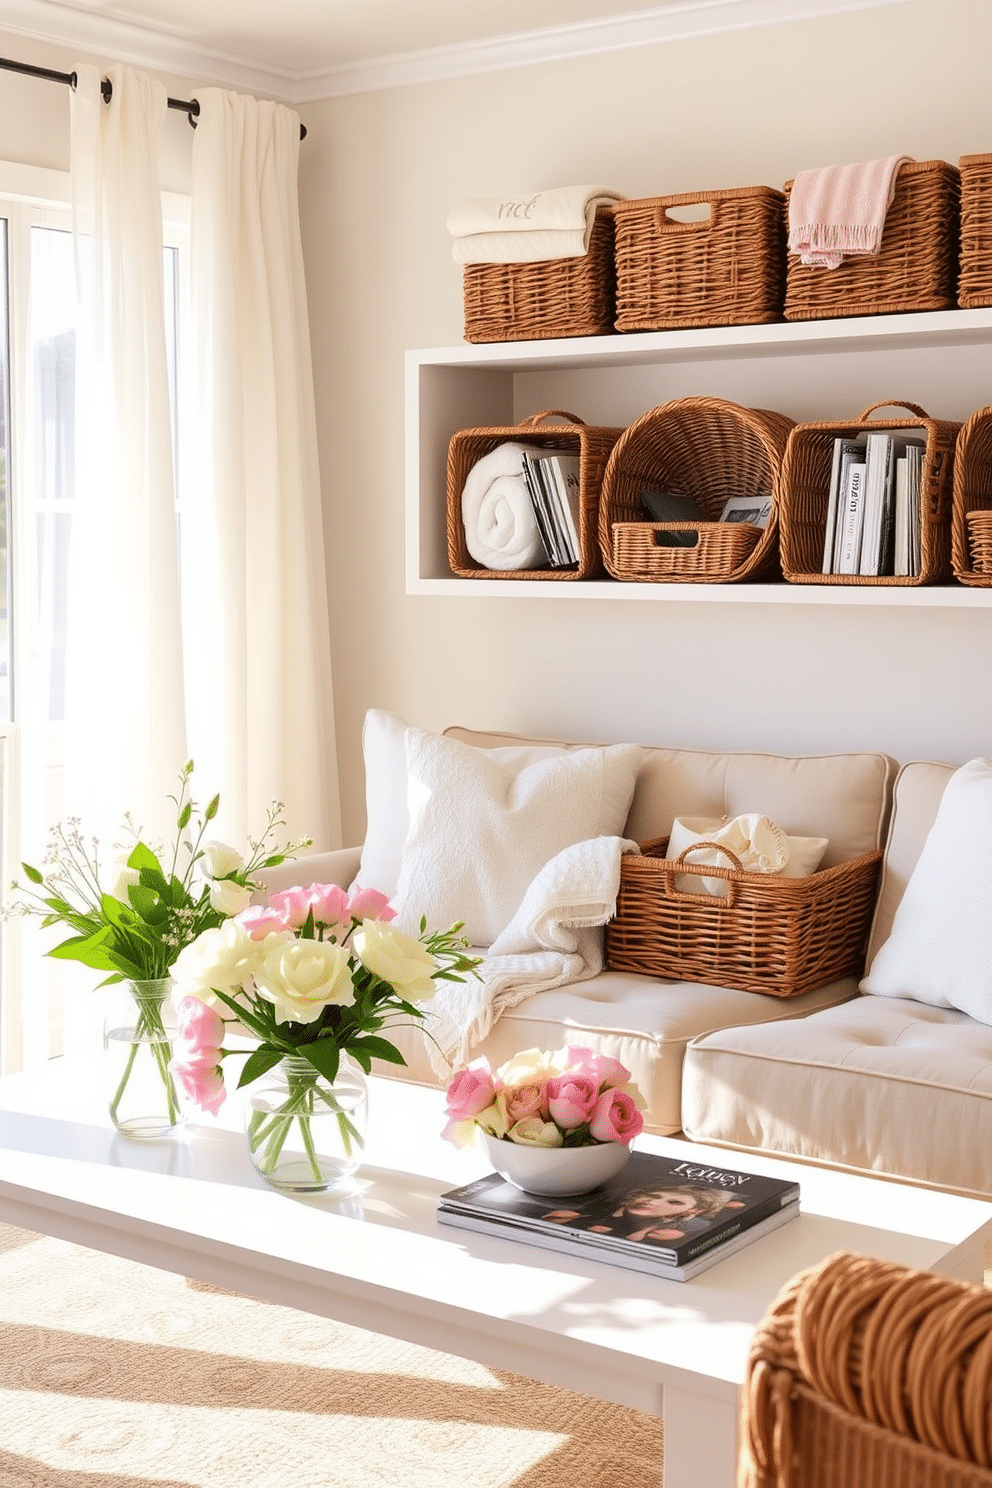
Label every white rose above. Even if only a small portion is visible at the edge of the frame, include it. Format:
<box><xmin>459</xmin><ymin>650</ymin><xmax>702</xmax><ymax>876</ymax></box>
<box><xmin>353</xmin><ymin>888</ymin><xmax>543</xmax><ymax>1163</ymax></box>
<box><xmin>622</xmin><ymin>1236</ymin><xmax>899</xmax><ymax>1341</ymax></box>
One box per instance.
<box><xmin>474</xmin><ymin>1096</ymin><xmax>509</xmax><ymax>1140</ymax></box>
<box><xmin>496</xmin><ymin>1047</ymin><xmax>567</xmax><ymax>1088</ymax></box>
<box><xmin>170</xmin><ymin>919</ymin><xmax>265</xmax><ymax>1006</ymax></box>
<box><xmin>100</xmin><ymin>850</ymin><xmax>140</xmax><ymax>903</ymax></box>
<box><xmin>507</xmin><ymin>1118</ymin><xmax>563</xmax><ymax>1148</ymax></box>
<box><xmin>209</xmin><ymin>878</ymin><xmax>253</xmax><ymax>917</ymax></box>
<box><xmin>200</xmin><ymin>841</ymin><xmax>245</xmax><ymax>880</ymax></box>
<box><xmin>255</xmin><ymin>938</ymin><xmax>355</xmax><ymax>1025</ymax></box>
<box><xmin>352</xmin><ymin>920</ymin><xmax>437</xmax><ymax>1003</ymax></box>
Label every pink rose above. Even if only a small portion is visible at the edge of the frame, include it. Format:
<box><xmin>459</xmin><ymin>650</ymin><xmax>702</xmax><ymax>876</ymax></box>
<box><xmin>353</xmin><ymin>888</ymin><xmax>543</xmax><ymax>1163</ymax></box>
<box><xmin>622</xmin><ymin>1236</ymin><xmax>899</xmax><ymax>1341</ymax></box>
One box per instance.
<box><xmin>238</xmin><ymin>902</ymin><xmax>292</xmax><ymax>939</ymax></box>
<box><xmin>444</xmin><ymin>1059</ymin><xmax>498</xmax><ymax>1121</ymax></box>
<box><xmin>170</xmin><ymin>1056</ymin><xmax>226</xmax><ymax>1116</ymax></box>
<box><xmin>304</xmin><ymin>882</ymin><xmax>352</xmax><ymax>931</ymax></box>
<box><xmin>503</xmin><ymin>1080</ymin><xmax>547</xmax><ymax>1125</ymax></box>
<box><xmin>347</xmin><ymin>886</ymin><xmax>396</xmax><ymax>923</ymax></box>
<box><xmin>265</xmin><ymin>884</ymin><xmax>332</xmax><ymax>932</ymax></box>
<box><xmin>562</xmin><ymin>1044</ymin><xmax>632</xmax><ymax>1091</ymax></box>
<box><xmin>588</xmin><ymin>1088</ymin><xmax>644</xmax><ymax>1145</ymax></box>
<box><xmin>175</xmin><ymin>995</ymin><xmax>225</xmax><ymax>1053</ymax></box>
<box><xmin>545</xmin><ymin>1071</ymin><xmax>599</xmax><ymax>1130</ymax></box>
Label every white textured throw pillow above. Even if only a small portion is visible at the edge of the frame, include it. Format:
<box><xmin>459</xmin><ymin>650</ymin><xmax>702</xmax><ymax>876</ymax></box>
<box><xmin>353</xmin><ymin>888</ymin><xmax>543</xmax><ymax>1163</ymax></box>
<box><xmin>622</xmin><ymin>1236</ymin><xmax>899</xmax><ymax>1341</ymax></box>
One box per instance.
<box><xmin>392</xmin><ymin>726</ymin><xmax>642</xmax><ymax>946</ymax></box>
<box><xmin>353</xmin><ymin>710</ymin><xmax>572</xmax><ymax>898</ymax></box>
<box><xmin>862</xmin><ymin>757</ymin><xmax>992</xmax><ymax>1020</ymax></box>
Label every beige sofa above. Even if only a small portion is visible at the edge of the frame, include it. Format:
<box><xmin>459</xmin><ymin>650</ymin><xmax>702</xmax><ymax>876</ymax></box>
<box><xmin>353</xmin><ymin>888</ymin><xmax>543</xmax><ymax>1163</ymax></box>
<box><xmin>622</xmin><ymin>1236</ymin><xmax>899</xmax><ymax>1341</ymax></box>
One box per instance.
<box><xmin>682</xmin><ymin>759</ymin><xmax>992</xmax><ymax>1199</ymax></box>
<box><xmin>265</xmin><ymin>718</ymin><xmax>895</xmax><ymax>1139</ymax></box>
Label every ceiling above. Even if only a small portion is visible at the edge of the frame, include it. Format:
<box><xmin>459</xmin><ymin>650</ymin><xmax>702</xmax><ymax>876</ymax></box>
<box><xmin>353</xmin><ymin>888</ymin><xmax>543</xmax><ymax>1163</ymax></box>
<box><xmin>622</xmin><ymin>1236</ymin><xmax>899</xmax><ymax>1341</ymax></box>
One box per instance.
<box><xmin>3</xmin><ymin>0</ymin><xmax>907</xmax><ymax>99</ymax></box>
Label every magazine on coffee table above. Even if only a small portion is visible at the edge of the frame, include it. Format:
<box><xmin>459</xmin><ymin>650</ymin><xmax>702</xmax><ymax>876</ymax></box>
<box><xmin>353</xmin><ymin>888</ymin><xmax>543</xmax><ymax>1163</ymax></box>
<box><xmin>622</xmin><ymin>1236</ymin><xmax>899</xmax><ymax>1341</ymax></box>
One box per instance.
<box><xmin>438</xmin><ymin>1149</ymin><xmax>800</xmax><ymax>1281</ymax></box>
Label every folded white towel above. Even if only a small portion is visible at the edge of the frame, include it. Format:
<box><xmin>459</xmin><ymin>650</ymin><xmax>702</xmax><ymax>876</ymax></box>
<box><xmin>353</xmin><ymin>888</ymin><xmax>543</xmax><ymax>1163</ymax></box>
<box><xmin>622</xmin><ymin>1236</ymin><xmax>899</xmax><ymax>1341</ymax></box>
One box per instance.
<box><xmin>666</xmin><ymin>813</ymin><xmax>828</xmax><ymax>897</ymax></box>
<box><xmin>448</xmin><ymin>184</ymin><xmax>624</xmax><ymax>264</ymax></box>
<box><xmin>461</xmin><ymin>441</ymin><xmax>546</xmax><ymax>570</ymax></box>
<box><xmin>427</xmin><ymin>835</ymin><xmax>639</xmax><ymax>1076</ymax></box>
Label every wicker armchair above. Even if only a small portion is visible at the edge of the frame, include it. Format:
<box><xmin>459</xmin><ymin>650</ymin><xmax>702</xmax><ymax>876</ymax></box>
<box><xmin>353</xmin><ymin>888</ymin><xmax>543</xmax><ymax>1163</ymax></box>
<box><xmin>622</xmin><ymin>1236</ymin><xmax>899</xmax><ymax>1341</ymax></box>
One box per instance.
<box><xmin>739</xmin><ymin>1250</ymin><xmax>992</xmax><ymax>1487</ymax></box>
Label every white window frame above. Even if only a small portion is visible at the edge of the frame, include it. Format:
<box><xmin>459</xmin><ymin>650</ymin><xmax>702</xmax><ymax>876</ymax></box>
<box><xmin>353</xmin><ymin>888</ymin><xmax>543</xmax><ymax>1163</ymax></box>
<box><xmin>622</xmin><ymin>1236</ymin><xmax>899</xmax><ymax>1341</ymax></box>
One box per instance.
<box><xmin>0</xmin><ymin>160</ymin><xmax>191</xmax><ymax>1073</ymax></box>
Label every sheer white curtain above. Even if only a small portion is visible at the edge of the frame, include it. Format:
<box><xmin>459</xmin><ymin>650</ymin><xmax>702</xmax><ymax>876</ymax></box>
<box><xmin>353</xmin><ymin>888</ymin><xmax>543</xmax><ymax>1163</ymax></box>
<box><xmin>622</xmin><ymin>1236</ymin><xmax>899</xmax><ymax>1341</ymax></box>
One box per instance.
<box><xmin>184</xmin><ymin>90</ymin><xmax>339</xmax><ymax>851</ymax></box>
<box><xmin>64</xmin><ymin>64</ymin><xmax>187</xmax><ymax>840</ymax></box>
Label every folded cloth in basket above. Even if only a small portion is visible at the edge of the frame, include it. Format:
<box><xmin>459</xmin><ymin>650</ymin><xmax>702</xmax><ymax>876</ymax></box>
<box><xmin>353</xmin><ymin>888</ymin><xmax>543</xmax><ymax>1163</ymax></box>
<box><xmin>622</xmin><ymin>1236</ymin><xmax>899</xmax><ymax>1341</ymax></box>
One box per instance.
<box><xmin>787</xmin><ymin>155</ymin><xmax>912</xmax><ymax>268</ymax></box>
<box><xmin>427</xmin><ymin>835</ymin><xmax>639</xmax><ymax>1075</ymax></box>
<box><xmin>448</xmin><ymin>184</ymin><xmax>624</xmax><ymax>264</ymax></box>
<box><xmin>461</xmin><ymin>441</ymin><xmax>547</xmax><ymax>570</ymax></box>
<box><xmin>667</xmin><ymin>814</ymin><xmax>829</xmax><ymax>896</ymax></box>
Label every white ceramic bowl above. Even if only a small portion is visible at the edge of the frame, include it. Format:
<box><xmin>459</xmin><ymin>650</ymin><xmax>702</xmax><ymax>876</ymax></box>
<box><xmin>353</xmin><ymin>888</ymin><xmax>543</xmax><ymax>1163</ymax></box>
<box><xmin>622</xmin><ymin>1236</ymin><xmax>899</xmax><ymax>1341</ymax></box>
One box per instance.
<box><xmin>481</xmin><ymin>1132</ymin><xmax>633</xmax><ymax>1197</ymax></box>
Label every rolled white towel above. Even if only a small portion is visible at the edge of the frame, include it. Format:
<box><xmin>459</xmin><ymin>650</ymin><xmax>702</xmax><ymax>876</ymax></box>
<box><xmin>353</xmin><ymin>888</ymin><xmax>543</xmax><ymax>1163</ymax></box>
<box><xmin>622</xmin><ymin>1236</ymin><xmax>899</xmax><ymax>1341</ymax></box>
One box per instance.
<box><xmin>461</xmin><ymin>441</ymin><xmax>546</xmax><ymax>571</ymax></box>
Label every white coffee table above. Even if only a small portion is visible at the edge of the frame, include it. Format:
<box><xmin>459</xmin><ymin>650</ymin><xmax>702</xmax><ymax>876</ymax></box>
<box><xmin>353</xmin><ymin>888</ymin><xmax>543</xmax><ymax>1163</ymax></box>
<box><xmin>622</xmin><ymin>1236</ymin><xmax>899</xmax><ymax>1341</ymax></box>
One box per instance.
<box><xmin>2</xmin><ymin>1057</ymin><xmax>990</xmax><ymax>1488</ymax></box>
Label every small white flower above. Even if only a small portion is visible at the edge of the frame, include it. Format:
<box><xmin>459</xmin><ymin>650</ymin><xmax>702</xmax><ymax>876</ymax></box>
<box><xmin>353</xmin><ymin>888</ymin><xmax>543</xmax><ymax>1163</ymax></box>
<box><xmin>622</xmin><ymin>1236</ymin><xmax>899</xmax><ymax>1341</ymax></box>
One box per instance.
<box><xmin>208</xmin><ymin>878</ymin><xmax>252</xmax><ymax>917</ymax></box>
<box><xmin>201</xmin><ymin>841</ymin><xmax>245</xmax><ymax>880</ymax></box>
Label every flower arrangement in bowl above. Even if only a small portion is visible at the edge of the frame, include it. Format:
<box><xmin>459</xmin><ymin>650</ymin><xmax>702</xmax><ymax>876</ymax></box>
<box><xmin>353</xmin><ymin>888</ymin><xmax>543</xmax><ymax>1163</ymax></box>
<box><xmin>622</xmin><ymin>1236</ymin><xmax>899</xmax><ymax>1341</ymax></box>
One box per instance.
<box><xmin>169</xmin><ymin>883</ymin><xmax>480</xmax><ymax>1193</ymax></box>
<box><xmin>441</xmin><ymin>1045</ymin><xmax>646</xmax><ymax>1196</ymax></box>
<box><xmin>7</xmin><ymin>762</ymin><xmax>309</xmax><ymax>1138</ymax></box>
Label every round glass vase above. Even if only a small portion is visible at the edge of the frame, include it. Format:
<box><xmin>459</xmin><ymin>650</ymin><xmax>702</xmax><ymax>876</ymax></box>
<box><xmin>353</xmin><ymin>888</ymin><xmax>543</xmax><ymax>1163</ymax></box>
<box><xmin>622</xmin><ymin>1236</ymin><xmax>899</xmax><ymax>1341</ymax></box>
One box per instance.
<box><xmin>244</xmin><ymin>1053</ymin><xmax>369</xmax><ymax>1194</ymax></box>
<box><xmin>103</xmin><ymin>978</ymin><xmax>183</xmax><ymax>1140</ymax></box>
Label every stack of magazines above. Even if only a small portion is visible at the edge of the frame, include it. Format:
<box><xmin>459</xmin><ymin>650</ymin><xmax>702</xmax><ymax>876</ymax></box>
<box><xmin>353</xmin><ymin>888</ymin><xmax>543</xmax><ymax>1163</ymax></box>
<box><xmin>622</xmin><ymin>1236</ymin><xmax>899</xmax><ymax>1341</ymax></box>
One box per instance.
<box><xmin>438</xmin><ymin>1150</ymin><xmax>800</xmax><ymax>1281</ymax></box>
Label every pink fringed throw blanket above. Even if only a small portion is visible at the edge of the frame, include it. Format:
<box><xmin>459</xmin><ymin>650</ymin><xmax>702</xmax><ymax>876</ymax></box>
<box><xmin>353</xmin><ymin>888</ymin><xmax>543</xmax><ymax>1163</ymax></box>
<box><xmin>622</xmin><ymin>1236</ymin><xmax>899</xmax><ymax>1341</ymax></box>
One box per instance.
<box><xmin>788</xmin><ymin>155</ymin><xmax>913</xmax><ymax>268</ymax></box>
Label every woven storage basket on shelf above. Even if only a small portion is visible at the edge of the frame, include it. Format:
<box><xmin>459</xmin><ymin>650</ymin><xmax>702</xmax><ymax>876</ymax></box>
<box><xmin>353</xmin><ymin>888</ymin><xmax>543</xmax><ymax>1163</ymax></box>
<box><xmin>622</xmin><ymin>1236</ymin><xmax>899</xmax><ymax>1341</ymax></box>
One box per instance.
<box><xmin>779</xmin><ymin>400</ymin><xmax>961</xmax><ymax>586</ymax></box>
<box><xmin>446</xmin><ymin>410</ymin><xmax>624</xmax><ymax>580</ymax></box>
<box><xmin>597</xmin><ymin>396</ymin><xmax>794</xmax><ymax>582</ymax></box>
<box><xmin>613</xmin><ymin>185</ymin><xmax>786</xmax><ymax>332</ymax></box>
<box><xmin>951</xmin><ymin>403</ymin><xmax>992</xmax><ymax>584</ymax></box>
<box><xmin>461</xmin><ymin>207</ymin><xmax>615</xmax><ymax>344</ymax></box>
<box><xmin>958</xmin><ymin>153</ymin><xmax>992</xmax><ymax>307</ymax></box>
<box><xmin>605</xmin><ymin>838</ymin><xmax>883</xmax><ymax>999</ymax></box>
<box><xmin>783</xmin><ymin>160</ymin><xmax>960</xmax><ymax>321</ymax></box>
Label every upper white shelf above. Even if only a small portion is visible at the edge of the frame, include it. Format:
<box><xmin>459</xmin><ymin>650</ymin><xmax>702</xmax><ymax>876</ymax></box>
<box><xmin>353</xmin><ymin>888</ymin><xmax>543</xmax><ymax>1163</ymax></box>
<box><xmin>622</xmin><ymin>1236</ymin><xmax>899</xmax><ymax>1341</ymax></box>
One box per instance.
<box><xmin>405</xmin><ymin>308</ymin><xmax>992</xmax><ymax>606</ymax></box>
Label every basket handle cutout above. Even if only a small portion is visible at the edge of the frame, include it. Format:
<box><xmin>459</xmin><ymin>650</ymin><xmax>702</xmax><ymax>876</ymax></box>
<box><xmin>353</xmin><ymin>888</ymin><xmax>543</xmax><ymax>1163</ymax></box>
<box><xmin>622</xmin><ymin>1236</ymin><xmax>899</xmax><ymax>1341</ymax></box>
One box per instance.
<box><xmin>857</xmin><ymin>400</ymin><xmax>929</xmax><ymax>421</ymax></box>
<box><xmin>660</xmin><ymin>201</ymin><xmax>713</xmax><ymax>226</ymax></box>
<box><xmin>665</xmin><ymin>841</ymin><xmax>742</xmax><ymax>907</ymax></box>
<box><xmin>519</xmin><ymin>410</ymin><xmax>585</xmax><ymax>428</ymax></box>
<box><xmin>653</xmin><ymin>527</ymin><xmax>700</xmax><ymax>548</ymax></box>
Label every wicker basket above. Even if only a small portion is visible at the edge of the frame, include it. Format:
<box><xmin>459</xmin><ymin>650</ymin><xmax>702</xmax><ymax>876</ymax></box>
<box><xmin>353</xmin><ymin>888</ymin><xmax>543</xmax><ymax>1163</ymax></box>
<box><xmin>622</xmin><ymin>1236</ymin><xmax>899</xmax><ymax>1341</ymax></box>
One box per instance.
<box><xmin>461</xmin><ymin>207</ymin><xmax>615</xmax><ymax>344</ymax></box>
<box><xmin>597</xmin><ymin>396</ymin><xmax>794</xmax><ymax>583</ymax></box>
<box><xmin>951</xmin><ymin>403</ymin><xmax>992</xmax><ymax>584</ymax></box>
<box><xmin>605</xmin><ymin>838</ymin><xmax>883</xmax><ymax>998</ymax></box>
<box><xmin>446</xmin><ymin>410</ymin><xmax>624</xmax><ymax>580</ymax></box>
<box><xmin>783</xmin><ymin>160</ymin><xmax>960</xmax><ymax>321</ymax></box>
<box><xmin>613</xmin><ymin>185</ymin><xmax>786</xmax><ymax>332</ymax></box>
<box><xmin>958</xmin><ymin>153</ymin><xmax>992</xmax><ymax>308</ymax></box>
<box><xmin>779</xmin><ymin>400</ymin><xmax>961</xmax><ymax>586</ymax></box>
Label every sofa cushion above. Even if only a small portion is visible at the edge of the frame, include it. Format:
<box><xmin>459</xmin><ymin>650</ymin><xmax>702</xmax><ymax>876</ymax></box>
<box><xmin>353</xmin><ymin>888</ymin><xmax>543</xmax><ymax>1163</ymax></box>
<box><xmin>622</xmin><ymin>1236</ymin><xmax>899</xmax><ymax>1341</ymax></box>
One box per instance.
<box><xmin>392</xmin><ymin>727</ymin><xmax>642</xmax><ymax>945</ymax></box>
<box><xmin>373</xmin><ymin>969</ymin><xmax>857</xmax><ymax>1135</ymax></box>
<box><xmin>354</xmin><ymin>710</ymin><xmax>569</xmax><ymax>898</ymax></box>
<box><xmin>681</xmin><ymin>995</ymin><xmax>992</xmax><ymax>1197</ymax></box>
<box><xmin>445</xmin><ymin>726</ymin><xmax>895</xmax><ymax>866</ymax></box>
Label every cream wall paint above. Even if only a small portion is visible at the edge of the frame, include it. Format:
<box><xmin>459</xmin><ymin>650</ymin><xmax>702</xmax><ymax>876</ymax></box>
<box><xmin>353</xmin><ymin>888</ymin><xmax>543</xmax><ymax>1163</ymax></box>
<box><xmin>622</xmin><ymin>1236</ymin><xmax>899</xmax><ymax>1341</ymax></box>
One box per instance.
<box><xmin>2</xmin><ymin>3</ymin><xmax>991</xmax><ymax>850</ymax></box>
<box><xmin>298</xmin><ymin>0</ymin><xmax>992</xmax><ymax>844</ymax></box>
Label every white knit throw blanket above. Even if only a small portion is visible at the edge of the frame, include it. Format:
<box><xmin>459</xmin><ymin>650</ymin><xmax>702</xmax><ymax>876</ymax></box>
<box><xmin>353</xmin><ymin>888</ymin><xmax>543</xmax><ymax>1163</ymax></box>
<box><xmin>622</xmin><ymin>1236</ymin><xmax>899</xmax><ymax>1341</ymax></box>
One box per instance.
<box><xmin>460</xmin><ymin>441</ymin><xmax>546</xmax><ymax>570</ymax></box>
<box><xmin>426</xmin><ymin>835</ymin><xmax>639</xmax><ymax>1077</ymax></box>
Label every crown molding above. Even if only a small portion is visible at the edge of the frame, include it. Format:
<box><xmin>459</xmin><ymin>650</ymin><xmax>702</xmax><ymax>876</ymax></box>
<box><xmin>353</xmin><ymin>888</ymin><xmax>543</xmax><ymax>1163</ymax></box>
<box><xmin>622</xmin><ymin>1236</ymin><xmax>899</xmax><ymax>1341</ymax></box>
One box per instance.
<box><xmin>3</xmin><ymin>0</ymin><xmax>914</xmax><ymax>103</ymax></box>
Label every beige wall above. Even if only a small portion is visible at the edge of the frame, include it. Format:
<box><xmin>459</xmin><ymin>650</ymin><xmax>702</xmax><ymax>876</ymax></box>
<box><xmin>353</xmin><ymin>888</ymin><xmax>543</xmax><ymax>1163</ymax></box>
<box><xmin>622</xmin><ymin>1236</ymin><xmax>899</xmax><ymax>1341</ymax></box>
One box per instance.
<box><xmin>298</xmin><ymin>0</ymin><xmax>992</xmax><ymax>844</ymax></box>
<box><xmin>3</xmin><ymin>1</ymin><xmax>992</xmax><ymax>850</ymax></box>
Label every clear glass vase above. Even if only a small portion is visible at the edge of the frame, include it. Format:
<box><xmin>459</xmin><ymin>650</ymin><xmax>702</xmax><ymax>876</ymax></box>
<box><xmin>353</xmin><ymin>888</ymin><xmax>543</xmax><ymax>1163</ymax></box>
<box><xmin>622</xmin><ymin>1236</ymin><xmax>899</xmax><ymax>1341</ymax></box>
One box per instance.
<box><xmin>244</xmin><ymin>1053</ymin><xmax>368</xmax><ymax>1194</ymax></box>
<box><xmin>103</xmin><ymin>978</ymin><xmax>183</xmax><ymax>1139</ymax></box>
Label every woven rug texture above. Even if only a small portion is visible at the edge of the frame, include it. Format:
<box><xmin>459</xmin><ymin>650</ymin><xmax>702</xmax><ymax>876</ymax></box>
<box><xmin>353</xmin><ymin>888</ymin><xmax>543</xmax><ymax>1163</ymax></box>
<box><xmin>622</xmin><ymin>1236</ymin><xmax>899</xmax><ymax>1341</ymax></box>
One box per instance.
<box><xmin>0</xmin><ymin>1222</ymin><xmax>663</xmax><ymax>1488</ymax></box>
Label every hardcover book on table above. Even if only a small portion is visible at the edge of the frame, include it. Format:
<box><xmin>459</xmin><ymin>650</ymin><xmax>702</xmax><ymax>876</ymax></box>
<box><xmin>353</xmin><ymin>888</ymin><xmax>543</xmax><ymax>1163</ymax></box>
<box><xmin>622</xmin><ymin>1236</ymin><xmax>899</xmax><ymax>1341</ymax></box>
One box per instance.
<box><xmin>438</xmin><ymin>1149</ymin><xmax>800</xmax><ymax>1281</ymax></box>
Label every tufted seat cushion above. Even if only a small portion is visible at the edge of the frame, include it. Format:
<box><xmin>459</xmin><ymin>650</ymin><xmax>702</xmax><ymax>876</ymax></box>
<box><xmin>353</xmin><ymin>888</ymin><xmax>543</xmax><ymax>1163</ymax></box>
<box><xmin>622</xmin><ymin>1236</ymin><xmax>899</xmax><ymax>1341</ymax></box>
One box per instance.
<box><xmin>376</xmin><ymin>968</ymin><xmax>857</xmax><ymax>1135</ymax></box>
<box><xmin>681</xmin><ymin>994</ymin><xmax>992</xmax><ymax>1197</ymax></box>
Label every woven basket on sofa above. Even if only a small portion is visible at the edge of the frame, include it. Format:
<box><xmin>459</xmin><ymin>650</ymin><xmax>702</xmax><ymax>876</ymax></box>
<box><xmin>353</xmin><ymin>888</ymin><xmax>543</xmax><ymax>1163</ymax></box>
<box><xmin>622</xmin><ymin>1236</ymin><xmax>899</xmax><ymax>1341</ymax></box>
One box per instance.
<box><xmin>951</xmin><ymin>402</ymin><xmax>992</xmax><ymax>585</ymax></box>
<box><xmin>597</xmin><ymin>396</ymin><xmax>794</xmax><ymax>583</ymax></box>
<box><xmin>740</xmin><ymin>1251</ymin><xmax>992</xmax><ymax>1488</ymax></box>
<box><xmin>461</xmin><ymin>207</ymin><xmax>616</xmax><ymax>344</ymax></box>
<box><xmin>783</xmin><ymin>160</ymin><xmax>960</xmax><ymax>321</ymax></box>
<box><xmin>605</xmin><ymin>837</ymin><xmax>882</xmax><ymax>998</ymax></box>
<box><xmin>612</xmin><ymin>184</ymin><xmax>785</xmax><ymax>332</ymax></box>
<box><xmin>446</xmin><ymin>410</ymin><xmax>624</xmax><ymax>580</ymax></box>
<box><xmin>779</xmin><ymin>400</ymin><xmax>961</xmax><ymax>586</ymax></box>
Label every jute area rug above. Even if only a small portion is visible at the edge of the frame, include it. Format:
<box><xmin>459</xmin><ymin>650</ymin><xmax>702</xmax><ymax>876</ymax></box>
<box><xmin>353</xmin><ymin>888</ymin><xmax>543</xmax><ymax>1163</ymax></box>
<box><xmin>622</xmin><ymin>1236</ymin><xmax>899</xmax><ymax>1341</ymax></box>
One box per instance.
<box><xmin>0</xmin><ymin>1221</ymin><xmax>664</xmax><ymax>1488</ymax></box>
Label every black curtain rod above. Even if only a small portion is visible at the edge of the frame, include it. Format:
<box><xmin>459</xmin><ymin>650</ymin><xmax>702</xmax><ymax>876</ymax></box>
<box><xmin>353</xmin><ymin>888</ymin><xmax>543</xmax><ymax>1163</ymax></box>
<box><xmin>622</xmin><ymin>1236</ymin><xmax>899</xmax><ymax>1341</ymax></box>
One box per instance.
<box><xmin>0</xmin><ymin>54</ymin><xmax>306</xmax><ymax>139</ymax></box>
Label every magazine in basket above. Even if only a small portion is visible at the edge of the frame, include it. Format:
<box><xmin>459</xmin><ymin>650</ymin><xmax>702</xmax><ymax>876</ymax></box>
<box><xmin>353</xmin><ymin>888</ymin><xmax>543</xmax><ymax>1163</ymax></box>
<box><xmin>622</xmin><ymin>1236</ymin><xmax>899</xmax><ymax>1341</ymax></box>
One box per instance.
<box><xmin>438</xmin><ymin>1150</ymin><xmax>800</xmax><ymax>1281</ymax></box>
